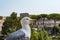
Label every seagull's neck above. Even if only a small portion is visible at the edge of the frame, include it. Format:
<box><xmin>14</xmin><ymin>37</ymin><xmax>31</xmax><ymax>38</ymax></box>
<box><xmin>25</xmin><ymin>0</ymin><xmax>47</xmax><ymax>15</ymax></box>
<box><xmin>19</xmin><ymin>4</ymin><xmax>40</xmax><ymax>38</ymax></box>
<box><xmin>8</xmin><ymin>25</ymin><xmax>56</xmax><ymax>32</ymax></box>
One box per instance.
<box><xmin>21</xmin><ymin>24</ymin><xmax>31</xmax><ymax>38</ymax></box>
<box><xmin>22</xmin><ymin>24</ymin><xmax>31</xmax><ymax>32</ymax></box>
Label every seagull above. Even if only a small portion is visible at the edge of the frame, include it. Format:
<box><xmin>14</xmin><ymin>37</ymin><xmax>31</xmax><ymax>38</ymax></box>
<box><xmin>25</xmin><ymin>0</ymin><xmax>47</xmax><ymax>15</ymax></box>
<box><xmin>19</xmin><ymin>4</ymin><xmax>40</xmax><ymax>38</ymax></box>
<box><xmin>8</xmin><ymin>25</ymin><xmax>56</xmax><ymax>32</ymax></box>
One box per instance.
<box><xmin>5</xmin><ymin>17</ymin><xmax>32</xmax><ymax>40</ymax></box>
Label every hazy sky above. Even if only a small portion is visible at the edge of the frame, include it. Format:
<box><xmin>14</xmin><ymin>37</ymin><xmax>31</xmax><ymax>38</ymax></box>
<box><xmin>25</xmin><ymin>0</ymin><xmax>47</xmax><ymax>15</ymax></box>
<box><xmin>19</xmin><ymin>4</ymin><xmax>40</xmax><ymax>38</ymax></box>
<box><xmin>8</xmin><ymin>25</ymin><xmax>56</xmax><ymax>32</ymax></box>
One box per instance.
<box><xmin>0</xmin><ymin>0</ymin><xmax>60</xmax><ymax>16</ymax></box>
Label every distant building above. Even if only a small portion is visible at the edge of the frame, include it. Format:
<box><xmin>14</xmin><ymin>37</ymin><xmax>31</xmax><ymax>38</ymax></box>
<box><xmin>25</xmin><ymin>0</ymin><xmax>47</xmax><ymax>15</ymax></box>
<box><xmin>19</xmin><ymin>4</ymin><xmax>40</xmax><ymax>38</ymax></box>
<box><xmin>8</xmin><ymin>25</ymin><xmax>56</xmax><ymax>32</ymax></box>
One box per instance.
<box><xmin>0</xmin><ymin>16</ymin><xmax>6</xmax><ymax>32</ymax></box>
<box><xmin>32</xmin><ymin>18</ymin><xmax>60</xmax><ymax>28</ymax></box>
<box><xmin>20</xmin><ymin>13</ymin><xmax>29</xmax><ymax>19</ymax></box>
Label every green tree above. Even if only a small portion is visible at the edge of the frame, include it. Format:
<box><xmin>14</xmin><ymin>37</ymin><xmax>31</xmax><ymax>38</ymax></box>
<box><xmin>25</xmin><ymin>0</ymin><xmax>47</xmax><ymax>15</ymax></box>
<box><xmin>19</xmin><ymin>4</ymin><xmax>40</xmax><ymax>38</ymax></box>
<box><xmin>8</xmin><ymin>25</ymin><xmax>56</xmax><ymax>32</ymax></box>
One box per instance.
<box><xmin>51</xmin><ymin>26</ymin><xmax>59</xmax><ymax>35</ymax></box>
<box><xmin>1</xmin><ymin>12</ymin><xmax>21</xmax><ymax>40</ymax></box>
<box><xmin>38</xmin><ymin>28</ymin><xmax>52</xmax><ymax>40</ymax></box>
<box><xmin>55</xmin><ymin>26</ymin><xmax>60</xmax><ymax>35</ymax></box>
<box><xmin>49</xmin><ymin>13</ymin><xmax>60</xmax><ymax>26</ymax></box>
<box><xmin>31</xmin><ymin>28</ymin><xmax>52</xmax><ymax>40</ymax></box>
<box><xmin>30</xmin><ymin>15</ymin><xmax>38</xmax><ymax>19</ymax></box>
<box><xmin>40</xmin><ymin>14</ymin><xmax>48</xmax><ymax>18</ymax></box>
<box><xmin>31</xmin><ymin>28</ymin><xmax>39</xmax><ymax>40</ymax></box>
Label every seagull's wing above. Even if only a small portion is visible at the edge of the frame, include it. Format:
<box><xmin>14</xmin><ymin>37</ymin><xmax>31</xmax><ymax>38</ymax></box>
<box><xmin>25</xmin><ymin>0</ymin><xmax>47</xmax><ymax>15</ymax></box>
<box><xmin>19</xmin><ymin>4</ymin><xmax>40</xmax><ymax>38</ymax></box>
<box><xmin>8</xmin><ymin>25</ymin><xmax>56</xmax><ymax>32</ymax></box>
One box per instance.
<box><xmin>5</xmin><ymin>30</ymin><xmax>25</xmax><ymax>40</ymax></box>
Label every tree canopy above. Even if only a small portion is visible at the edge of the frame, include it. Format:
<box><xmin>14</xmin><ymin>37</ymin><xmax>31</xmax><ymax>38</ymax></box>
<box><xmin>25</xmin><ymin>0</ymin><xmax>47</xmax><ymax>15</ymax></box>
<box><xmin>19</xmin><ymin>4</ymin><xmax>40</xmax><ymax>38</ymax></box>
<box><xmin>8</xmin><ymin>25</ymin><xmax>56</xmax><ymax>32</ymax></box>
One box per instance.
<box><xmin>1</xmin><ymin>12</ymin><xmax>21</xmax><ymax>40</ymax></box>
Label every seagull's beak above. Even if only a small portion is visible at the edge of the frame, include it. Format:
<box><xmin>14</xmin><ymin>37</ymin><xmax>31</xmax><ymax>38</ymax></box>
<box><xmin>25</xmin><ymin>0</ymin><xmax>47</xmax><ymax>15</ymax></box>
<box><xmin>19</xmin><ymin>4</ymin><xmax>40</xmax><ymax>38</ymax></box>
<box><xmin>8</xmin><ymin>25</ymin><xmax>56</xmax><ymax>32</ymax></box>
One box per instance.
<box><xmin>29</xmin><ymin>19</ymin><xmax>32</xmax><ymax>22</ymax></box>
<box><xmin>29</xmin><ymin>19</ymin><xmax>36</xmax><ymax>23</ymax></box>
<box><xmin>32</xmin><ymin>19</ymin><xmax>36</xmax><ymax>21</ymax></box>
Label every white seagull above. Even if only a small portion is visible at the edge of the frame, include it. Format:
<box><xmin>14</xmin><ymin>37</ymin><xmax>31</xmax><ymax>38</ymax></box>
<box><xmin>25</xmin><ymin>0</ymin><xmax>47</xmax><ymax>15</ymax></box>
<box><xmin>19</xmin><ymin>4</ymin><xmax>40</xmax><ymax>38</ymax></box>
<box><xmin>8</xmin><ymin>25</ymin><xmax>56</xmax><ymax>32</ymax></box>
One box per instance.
<box><xmin>5</xmin><ymin>17</ymin><xmax>32</xmax><ymax>40</ymax></box>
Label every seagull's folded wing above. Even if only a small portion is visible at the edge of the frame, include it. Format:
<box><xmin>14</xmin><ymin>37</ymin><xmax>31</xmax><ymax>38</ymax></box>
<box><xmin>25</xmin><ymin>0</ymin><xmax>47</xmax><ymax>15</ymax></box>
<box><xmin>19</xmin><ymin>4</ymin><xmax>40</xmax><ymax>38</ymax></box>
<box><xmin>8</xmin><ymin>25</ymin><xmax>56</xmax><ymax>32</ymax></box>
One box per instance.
<box><xmin>5</xmin><ymin>30</ymin><xmax>25</xmax><ymax>40</ymax></box>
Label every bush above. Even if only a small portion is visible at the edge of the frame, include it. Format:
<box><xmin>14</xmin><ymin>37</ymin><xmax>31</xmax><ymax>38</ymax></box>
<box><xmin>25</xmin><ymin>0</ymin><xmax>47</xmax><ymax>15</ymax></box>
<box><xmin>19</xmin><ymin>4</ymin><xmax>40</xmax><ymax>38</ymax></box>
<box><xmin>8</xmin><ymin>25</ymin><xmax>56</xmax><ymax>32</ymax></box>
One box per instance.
<box><xmin>31</xmin><ymin>28</ymin><xmax>52</xmax><ymax>40</ymax></box>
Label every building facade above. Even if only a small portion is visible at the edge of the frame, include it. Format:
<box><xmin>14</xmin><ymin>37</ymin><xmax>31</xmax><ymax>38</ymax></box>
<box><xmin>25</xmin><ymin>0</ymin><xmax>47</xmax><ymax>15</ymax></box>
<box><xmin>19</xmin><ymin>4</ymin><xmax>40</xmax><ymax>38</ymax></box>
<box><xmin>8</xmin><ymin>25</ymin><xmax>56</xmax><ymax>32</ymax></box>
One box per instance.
<box><xmin>32</xmin><ymin>18</ymin><xmax>60</xmax><ymax>28</ymax></box>
<box><xmin>20</xmin><ymin>13</ymin><xmax>29</xmax><ymax>19</ymax></box>
<box><xmin>0</xmin><ymin>16</ymin><xmax>6</xmax><ymax>32</ymax></box>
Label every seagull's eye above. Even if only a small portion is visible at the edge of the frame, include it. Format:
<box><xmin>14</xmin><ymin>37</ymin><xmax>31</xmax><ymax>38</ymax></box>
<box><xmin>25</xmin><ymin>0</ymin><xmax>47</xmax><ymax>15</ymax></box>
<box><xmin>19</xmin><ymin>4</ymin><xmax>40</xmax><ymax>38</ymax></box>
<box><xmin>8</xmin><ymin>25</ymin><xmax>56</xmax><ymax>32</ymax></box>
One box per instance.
<box><xmin>26</xmin><ymin>19</ymin><xmax>29</xmax><ymax>20</ymax></box>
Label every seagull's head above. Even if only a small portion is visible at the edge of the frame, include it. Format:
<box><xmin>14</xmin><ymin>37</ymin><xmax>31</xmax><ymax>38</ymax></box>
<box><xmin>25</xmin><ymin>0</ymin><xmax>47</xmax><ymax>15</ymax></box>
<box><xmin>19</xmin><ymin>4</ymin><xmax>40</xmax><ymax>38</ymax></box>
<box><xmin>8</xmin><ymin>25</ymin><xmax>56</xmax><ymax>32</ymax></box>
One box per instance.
<box><xmin>21</xmin><ymin>17</ymin><xmax>32</xmax><ymax>25</ymax></box>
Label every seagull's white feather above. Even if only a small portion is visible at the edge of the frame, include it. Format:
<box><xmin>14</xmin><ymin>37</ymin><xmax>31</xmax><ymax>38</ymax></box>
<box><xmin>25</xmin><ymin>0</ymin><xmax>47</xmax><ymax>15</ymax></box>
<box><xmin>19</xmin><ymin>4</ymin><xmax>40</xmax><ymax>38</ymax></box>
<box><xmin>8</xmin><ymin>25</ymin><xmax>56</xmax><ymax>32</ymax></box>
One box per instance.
<box><xmin>21</xmin><ymin>17</ymin><xmax>32</xmax><ymax>38</ymax></box>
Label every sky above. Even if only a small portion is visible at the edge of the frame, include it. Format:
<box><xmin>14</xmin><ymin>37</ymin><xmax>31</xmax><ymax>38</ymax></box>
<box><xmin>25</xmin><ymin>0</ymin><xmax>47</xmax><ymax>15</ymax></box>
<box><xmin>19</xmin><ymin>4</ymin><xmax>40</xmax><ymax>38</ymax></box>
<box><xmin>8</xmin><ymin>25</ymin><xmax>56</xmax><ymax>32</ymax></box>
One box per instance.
<box><xmin>0</xmin><ymin>0</ymin><xmax>60</xmax><ymax>16</ymax></box>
